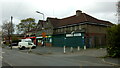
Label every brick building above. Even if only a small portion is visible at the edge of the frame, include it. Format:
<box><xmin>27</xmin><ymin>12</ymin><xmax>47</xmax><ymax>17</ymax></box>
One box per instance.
<box><xmin>27</xmin><ymin>10</ymin><xmax>113</xmax><ymax>48</ymax></box>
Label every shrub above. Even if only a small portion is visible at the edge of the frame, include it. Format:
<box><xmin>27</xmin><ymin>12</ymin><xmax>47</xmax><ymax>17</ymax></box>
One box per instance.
<box><xmin>107</xmin><ymin>24</ymin><xmax>120</xmax><ymax>58</ymax></box>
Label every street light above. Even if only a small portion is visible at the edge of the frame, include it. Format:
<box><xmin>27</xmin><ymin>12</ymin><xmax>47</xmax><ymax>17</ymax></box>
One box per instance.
<box><xmin>36</xmin><ymin>11</ymin><xmax>44</xmax><ymax>20</ymax></box>
<box><xmin>36</xmin><ymin>11</ymin><xmax>45</xmax><ymax>47</ymax></box>
<box><xmin>36</xmin><ymin>11</ymin><xmax>45</xmax><ymax>30</ymax></box>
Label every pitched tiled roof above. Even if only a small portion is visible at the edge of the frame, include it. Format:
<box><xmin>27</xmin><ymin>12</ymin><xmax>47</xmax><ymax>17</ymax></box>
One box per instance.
<box><xmin>47</xmin><ymin>17</ymin><xmax>60</xmax><ymax>27</ymax></box>
<box><xmin>47</xmin><ymin>11</ymin><xmax>113</xmax><ymax>28</ymax></box>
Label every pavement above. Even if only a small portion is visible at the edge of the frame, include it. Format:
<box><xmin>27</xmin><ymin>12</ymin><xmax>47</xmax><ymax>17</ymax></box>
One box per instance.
<box><xmin>102</xmin><ymin>57</ymin><xmax>120</xmax><ymax>66</ymax></box>
<box><xmin>1</xmin><ymin>45</ymin><xmax>120</xmax><ymax>67</ymax></box>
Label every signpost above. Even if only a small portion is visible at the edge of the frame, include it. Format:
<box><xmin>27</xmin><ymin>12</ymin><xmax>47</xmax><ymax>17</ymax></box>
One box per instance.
<box><xmin>41</xmin><ymin>32</ymin><xmax>46</xmax><ymax>47</ymax></box>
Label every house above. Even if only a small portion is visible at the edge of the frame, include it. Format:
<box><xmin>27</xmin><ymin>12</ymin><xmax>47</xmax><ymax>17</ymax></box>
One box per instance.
<box><xmin>27</xmin><ymin>10</ymin><xmax>113</xmax><ymax>48</ymax></box>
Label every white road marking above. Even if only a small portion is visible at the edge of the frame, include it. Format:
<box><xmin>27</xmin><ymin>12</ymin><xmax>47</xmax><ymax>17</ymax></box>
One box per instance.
<box><xmin>102</xmin><ymin>59</ymin><xmax>119</xmax><ymax>66</ymax></box>
<box><xmin>2</xmin><ymin>52</ymin><xmax>5</xmax><ymax>53</ymax></box>
<box><xmin>0</xmin><ymin>56</ymin><xmax>3</xmax><ymax>59</ymax></box>
<box><xmin>0</xmin><ymin>52</ymin><xmax>5</xmax><ymax>54</ymax></box>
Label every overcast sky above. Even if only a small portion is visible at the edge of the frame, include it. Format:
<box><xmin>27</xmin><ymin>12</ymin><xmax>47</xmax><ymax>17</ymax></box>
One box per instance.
<box><xmin>0</xmin><ymin>0</ymin><xmax>118</xmax><ymax>30</ymax></box>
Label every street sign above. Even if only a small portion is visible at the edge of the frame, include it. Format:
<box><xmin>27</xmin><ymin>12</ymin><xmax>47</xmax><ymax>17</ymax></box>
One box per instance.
<box><xmin>66</xmin><ymin>34</ymin><xmax>73</xmax><ymax>37</ymax></box>
<box><xmin>66</xmin><ymin>33</ymin><xmax>81</xmax><ymax>37</ymax></box>
<box><xmin>74</xmin><ymin>33</ymin><xmax>81</xmax><ymax>36</ymax></box>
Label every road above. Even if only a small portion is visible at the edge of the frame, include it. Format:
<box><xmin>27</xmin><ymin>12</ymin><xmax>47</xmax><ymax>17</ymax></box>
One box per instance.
<box><xmin>0</xmin><ymin>47</ymin><xmax>2</xmax><ymax>67</ymax></box>
<box><xmin>1</xmin><ymin>45</ymin><xmax>118</xmax><ymax>68</ymax></box>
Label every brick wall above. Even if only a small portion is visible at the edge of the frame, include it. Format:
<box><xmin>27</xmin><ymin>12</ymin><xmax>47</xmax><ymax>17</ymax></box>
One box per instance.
<box><xmin>84</xmin><ymin>24</ymin><xmax>107</xmax><ymax>48</ymax></box>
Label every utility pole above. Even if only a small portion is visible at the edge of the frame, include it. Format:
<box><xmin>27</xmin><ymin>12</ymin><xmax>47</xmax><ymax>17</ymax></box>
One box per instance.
<box><xmin>10</xmin><ymin>16</ymin><xmax>13</xmax><ymax>49</ymax></box>
<box><xmin>11</xmin><ymin>16</ymin><xmax>13</xmax><ymax>34</ymax></box>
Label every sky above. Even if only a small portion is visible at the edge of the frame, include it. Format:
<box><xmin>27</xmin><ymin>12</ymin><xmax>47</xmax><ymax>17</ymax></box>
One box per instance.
<box><xmin>0</xmin><ymin>0</ymin><xmax>118</xmax><ymax>30</ymax></box>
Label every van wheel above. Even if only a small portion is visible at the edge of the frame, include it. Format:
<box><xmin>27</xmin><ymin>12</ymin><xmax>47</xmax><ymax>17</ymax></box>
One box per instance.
<box><xmin>19</xmin><ymin>48</ymin><xmax>22</xmax><ymax>50</ymax></box>
<box><xmin>32</xmin><ymin>46</ymin><xmax>36</xmax><ymax>49</ymax></box>
<box><xmin>21</xmin><ymin>46</ymin><xmax>25</xmax><ymax>50</ymax></box>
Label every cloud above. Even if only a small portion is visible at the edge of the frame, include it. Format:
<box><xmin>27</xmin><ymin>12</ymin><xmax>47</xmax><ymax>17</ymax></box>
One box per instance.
<box><xmin>0</xmin><ymin>0</ymin><xmax>118</xmax><ymax>27</ymax></box>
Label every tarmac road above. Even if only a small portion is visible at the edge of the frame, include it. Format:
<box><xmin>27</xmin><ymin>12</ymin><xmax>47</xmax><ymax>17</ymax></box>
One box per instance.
<box><xmin>2</xmin><ymin>48</ymin><xmax>117</xmax><ymax>67</ymax></box>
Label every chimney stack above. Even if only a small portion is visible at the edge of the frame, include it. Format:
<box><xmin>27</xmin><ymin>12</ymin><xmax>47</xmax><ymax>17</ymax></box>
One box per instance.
<box><xmin>76</xmin><ymin>10</ymin><xmax>82</xmax><ymax>16</ymax></box>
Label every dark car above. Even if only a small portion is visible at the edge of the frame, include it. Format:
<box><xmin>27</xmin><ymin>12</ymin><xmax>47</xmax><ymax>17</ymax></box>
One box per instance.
<box><xmin>9</xmin><ymin>40</ymin><xmax>21</xmax><ymax>47</ymax></box>
<box><xmin>10</xmin><ymin>43</ymin><xmax>18</xmax><ymax>46</ymax></box>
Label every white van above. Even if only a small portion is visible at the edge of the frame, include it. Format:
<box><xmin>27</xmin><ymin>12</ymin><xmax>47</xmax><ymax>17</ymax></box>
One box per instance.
<box><xmin>18</xmin><ymin>39</ymin><xmax>36</xmax><ymax>50</ymax></box>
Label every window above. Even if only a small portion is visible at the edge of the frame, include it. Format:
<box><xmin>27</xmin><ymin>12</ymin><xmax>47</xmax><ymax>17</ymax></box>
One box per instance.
<box><xmin>70</xmin><ymin>27</ymin><xmax>73</xmax><ymax>31</ymax></box>
<box><xmin>28</xmin><ymin>43</ymin><xmax>32</xmax><ymax>45</ymax></box>
<box><xmin>60</xmin><ymin>29</ymin><xmax>62</xmax><ymax>32</ymax></box>
<box><xmin>75</xmin><ymin>26</ymin><xmax>77</xmax><ymax>30</ymax></box>
<box><xmin>79</xmin><ymin>25</ymin><xmax>81</xmax><ymax>30</ymax></box>
<box><xmin>55</xmin><ymin>29</ymin><xmax>57</xmax><ymax>32</ymax></box>
<box><xmin>64</xmin><ymin>28</ymin><xmax>66</xmax><ymax>32</ymax></box>
<box><xmin>58</xmin><ymin>29</ymin><xmax>60</xmax><ymax>32</ymax></box>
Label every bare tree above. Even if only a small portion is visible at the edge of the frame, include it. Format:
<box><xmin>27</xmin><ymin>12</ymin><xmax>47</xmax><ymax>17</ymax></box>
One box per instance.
<box><xmin>1</xmin><ymin>20</ymin><xmax>14</xmax><ymax>44</ymax></box>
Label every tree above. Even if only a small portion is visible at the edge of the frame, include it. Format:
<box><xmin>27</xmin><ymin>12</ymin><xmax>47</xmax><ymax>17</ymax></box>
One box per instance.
<box><xmin>1</xmin><ymin>21</ymin><xmax>15</xmax><ymax>44</ymax></box>
<box><xmin>117</xmin><ymin>1</ymin><xmax>120</xmax><ymax>24</ymax></box>
<box><xmin>16</xmin><ymin>18</ymin><xmax>37</xmax><ymax>34</ymax></box>
<box><xmin>107</xmin><ymin>24</ymin><xmax>120</xmax><ymax>58</ymax></box>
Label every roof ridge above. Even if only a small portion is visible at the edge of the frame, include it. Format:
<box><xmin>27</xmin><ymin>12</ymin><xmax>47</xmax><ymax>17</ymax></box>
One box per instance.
<box><xmin>83</xmin><ymin>13</ymin><xmax>88</xmax><ymax>21</ymax></box>
<box><xmin>61</xmin><ymin>15</ymin><xmax>76</xmax><ymax>20</ymax></box>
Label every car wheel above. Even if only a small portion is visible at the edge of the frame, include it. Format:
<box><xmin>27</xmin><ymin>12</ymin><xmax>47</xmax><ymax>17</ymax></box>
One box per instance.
<box><xmin>21</xmin><ymin>46</ymin><xmax>25</xmax><ymax>50</ymax></box>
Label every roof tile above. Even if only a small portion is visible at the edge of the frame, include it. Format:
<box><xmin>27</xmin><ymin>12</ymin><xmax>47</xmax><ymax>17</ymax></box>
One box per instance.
<box><xmin>47</xmin><ymin>12</ymin><xmax>113</xmax><ymax>28</ymax></box>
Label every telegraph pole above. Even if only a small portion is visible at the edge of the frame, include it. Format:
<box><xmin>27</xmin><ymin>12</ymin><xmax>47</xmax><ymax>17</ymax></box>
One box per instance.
<box><xmin>10</xmin><ymin>16</ymin><xmax>13</xmax><ymax>49</ymax></box>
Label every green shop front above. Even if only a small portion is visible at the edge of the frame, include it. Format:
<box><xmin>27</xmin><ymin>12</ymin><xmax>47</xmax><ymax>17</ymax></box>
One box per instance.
<box><xmin>36</xmin><ymin>36</ymin><xmax>52</xmax><ymax>46</ymax></box>
<box><xmin>52</xmin><ymin>32</ymin><xmax>85</xmax><ymax>48</ymax></box>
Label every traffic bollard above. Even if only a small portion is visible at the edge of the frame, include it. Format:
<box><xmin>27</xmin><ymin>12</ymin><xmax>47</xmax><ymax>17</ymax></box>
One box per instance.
<box><xmin>84</xmin><ymin>46</ymin><xmax>86</xmax><ymax>50</ymax></box>
<box><xmin>77</xmin><ymin>46</ymin><xmax>80</xmax><ymax>51</ymax></box>
<box><xmin>64</xmin><ymin>46</ymin><xmax>66</xmax><ymax>54</ymax></box>
<box><xmin>70</xmin><ymin>47</ymin><xmax>73</xmax><ymax>53</ymax></box>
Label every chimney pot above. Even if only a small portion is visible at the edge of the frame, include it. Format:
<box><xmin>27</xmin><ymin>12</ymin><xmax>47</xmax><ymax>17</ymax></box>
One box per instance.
<box><xmin>76</xmin><ymin>10</ymin><xmax>82</xmax><ymax>16</ymax></box>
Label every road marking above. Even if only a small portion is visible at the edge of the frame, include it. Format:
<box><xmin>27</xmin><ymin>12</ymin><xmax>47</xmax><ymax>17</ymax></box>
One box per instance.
<box><xmin>2</xmin><ymin>52</ymin><xmax>5</xmax><ymax>53</ymax></box>
<box><xmin>0</xmin><ymin>52</ymin><xmax>5</xmax><ymax>54</ymax></box>
<box><xmin>0</xmin><ymin>56</ymin><xmax>3</xmax><ymax>59</ymax></box>
<box><xmin>3</xmin><ymin>60</ymin><xmax>13</xmax><ymax>67</ymax></box>
<box><xmin>102</xmin><ymin>58</ymin><xmax>120</xmax><ymax>66</ymax></box>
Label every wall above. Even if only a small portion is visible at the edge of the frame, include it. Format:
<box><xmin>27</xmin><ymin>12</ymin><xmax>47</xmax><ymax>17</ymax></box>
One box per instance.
<box><xmin>86</xmin><ymin>24</ymin><xmax>107</xmax><ymax>34</ymax></box>
<box><xmin>84</xmin><ymin>24</ymin><xmax>107</xmax><ymax>48</ymax></box>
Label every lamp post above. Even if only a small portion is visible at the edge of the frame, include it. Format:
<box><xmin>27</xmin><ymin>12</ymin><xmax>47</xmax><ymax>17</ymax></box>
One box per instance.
<box><xmin>36</xmin><ymin>11</ymin><xmax>46</xmax><ymax>47</ymax></box>
<box><xmin>36</xmin><ymin>11</ymin><xmax>45</xmax><ymax>30</ymax></box>
<box><xmin>36</xmin><ymin>11</ymin><xmax>44</xmax><ymax>21</ymax></box>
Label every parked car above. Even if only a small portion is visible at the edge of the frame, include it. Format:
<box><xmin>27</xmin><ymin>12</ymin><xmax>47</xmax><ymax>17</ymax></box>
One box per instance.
<box><xmin>9</xmin><ymin>40</ymin><xmax>21</xmax><ymax>47</ymax></box>
<box><xmin>18</xmin><ymin>39</ymin><xmax>36</xmax><ymax>50</ymax></box>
